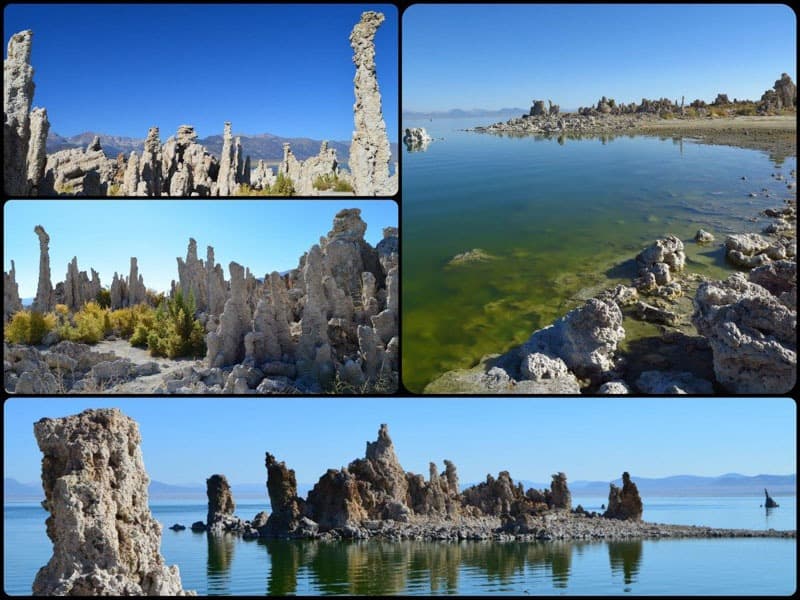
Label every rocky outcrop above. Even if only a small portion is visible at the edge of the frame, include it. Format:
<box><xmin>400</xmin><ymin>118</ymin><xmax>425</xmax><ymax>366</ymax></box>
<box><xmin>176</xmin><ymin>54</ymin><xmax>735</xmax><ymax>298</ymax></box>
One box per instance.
<box><xmin>26</xmin><ymin>106</ymin><xmax>49</xmax><ymax>193</ymax></box>
<box><xmin>634</xmin><ymin>235</ymin><xmax>686</xmax><ymax>289</ymax></box>
<box><xmin>280</xmin><ymin>140</ymin><xmax>342</xmax><ymax>195</ymax></box>
<box><xmin>128</xmin><ymin>257</ymin><xmax>146</xmax><ymax>306</ymax></box>
<box><xmin>206</xmin><ymin>474</ymin><xmax>237</xmax><ymax>533</ymax></box>
<box><xmin>635</xmin><ymin>370</ymin><xmax>714</xmax><ymax>394</ymax></box>
<box><xmin>263</xmin><ymin>453</ymin><xmax>305</xmax><ymax>536</ymax></box>
<box><xmin>215</xmin><ymin>122</ymin><xmax>237</xmax><ymax>196</ymax></box>
<box><xmin>32</xmin><ymin>224</ymin><xmax>54</xmax><ymax>313</ymax></box>
<box><xmin>139</xmin><ymin>127</ymin><xmax>162</xmax><ymax>196</ymax></box>
<box><xmin>4</xmin><ymin>30</ymin><xmax>36</xmax><ymax>195</ymax></box>
<box><xmin>403</xmin><ymin>127</ymin><xmax>432</xmax><ymax>151</ymax></box>
<box><xmin>530</xmin><ymin>100</ymin><xmax>546</xmax><ymax>116</ymax></box>
<box><xmin>604</xmin><ymin>472</ymin><xmax>643</xmax><ymax>521</ymax></box>
<box><xmin>760</xmin><ymin>73</ymin><xmax>797</xmax><ymax>112</ymax></box>
<box><xmin>550</xmin><ymin>472</ymin><xmax>571</xmax><ymax>510</ymax></box>
<box><xmin>521</xmin><ymin>298</ymin><xmax>625</xmax><ymax>384</ymax></box>
<box><xmin>692</xmin><ymin>273</ymin><xmax>796</xmax><ymax>393</ymax></box>
<box><xmin>32</xmin><ymin>408</ymin><xmax>191</xmax><ymax>595</ymax></box>
<box><xmin>63</xmin><ymin>257</ymin><xmax>102</xmax><ymax>311</ymax></box>
<box><xmin>764</xmin><ymin>488</ymin><xmax>779</xmax><ymax>508</ymax></box>
<box><xmin>40</xmin><ymin>136</ymin><xmax>116</xmax><ymax>196</ymax></box>
<box><xmin>348</xmin><ymin>12</ymin><xmax>396</xmax><ymax>196</ymax></box>
<box><xmin>206</xmin><ymin>262</ymin><xmax>252</xmax><ymax>367</ymax></box>
<box><xmin>4</xmin><ymin>260</ymin><xmax>22</xmax><ymax>320</ymax></box>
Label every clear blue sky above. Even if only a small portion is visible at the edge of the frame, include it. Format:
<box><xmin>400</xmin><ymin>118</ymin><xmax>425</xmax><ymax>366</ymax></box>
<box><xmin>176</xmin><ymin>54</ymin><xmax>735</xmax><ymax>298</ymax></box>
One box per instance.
<box><xmin>4</xmin><ymin>200</ymin><xmax>398</xmax><ymax>297</ymax></box>
<box><xmin>403</xmin><ymin>4</ymin><xmax>796</xmax><ymax>112</ymax></box>
<box><xmin>3</xmin><ymin>3</ymin><xmax>397</xmax><ymax>141</ymax></box>
<box><xmin>4</xmin><ymin>398</ymin><xmax>795</xmax><ymax>486</ymax></box>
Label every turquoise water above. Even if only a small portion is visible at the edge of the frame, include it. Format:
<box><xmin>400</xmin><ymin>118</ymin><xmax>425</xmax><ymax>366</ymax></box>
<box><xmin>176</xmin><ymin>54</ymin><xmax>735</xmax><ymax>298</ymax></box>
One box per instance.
<box><xmin>401</xmin><ymin>117</ymin><xmax>797</xmax><ymax>391</ymax></box>
<box><xmin>5</xmin><ymin>496</ymin><xmax>796</xmax><ymax>595</ymax></box>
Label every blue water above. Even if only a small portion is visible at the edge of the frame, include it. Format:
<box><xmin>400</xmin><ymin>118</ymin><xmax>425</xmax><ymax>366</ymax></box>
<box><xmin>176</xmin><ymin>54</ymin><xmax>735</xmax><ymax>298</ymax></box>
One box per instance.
<box><xmin>401</xmin><ymin>117</ymin><xmax>797</xmax><ymax>391</ymax></box>
<box><xmin>5</xmin><ymin>496</ymin><xmax>796</xmax><ymax>595</ymax></box>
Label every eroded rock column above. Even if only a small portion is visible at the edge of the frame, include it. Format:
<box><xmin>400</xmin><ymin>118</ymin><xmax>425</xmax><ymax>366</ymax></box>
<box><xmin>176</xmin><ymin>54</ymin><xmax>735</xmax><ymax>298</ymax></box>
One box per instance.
<box><xmin>348</xmin><ymin>12</ymin><xmax>394</xmax><ymax>196</ymax></box>
<box><xmin>32</xmin><ymin>224</ymin><xmax>53</xmax><ymax>313</ymax></box>
<box><xmin>32</xmin><ymin>408</ymin><xmax>191</xmax><ymax>595</ymax></box>
<box><xmin>4</xmin><ymin>30</ymin><xmax>35</xmax><ymax>194</ymax></box>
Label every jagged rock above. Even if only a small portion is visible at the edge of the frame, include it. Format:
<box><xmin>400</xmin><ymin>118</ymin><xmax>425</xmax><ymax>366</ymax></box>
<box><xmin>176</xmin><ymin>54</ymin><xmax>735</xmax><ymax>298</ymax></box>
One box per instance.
<box><xmin>63</xmin><ymin>256</ymin><xmax>101</xmax><ymax>311</ymax></box>
<box><xmin>635</xmin><ymin>235</ymin><xmax>686</xmax><ymax>286</ymax></box>
<box><xmin>635</xmin><ymin>370</ymin><xmax>714</xmax><ymax>394</ymax></box>
<box><xmin>127</xmin><ymin>257</ymin><xmax>146</xmax><ymax>306</ymax></box>
<box><xmin>251</xmin><ymin>159</ymin><xmax>276</xmax><ymax>190</ymax></box>
<box><xmin>263</xmin><ymin>453</ymin><xmax>306</xmax><ymax>536</ymax></box>
<box><xmin>403</xmin><ymin>127</ymin><xmax>433</xmax><ymax>151</ymax></box>
<box><xmin>216</xmin><ymin>122</ymin><xmax>237</xmax><ymax>196</ymax></box>
<box><xmin>550</xmin><ymin>473</ymin><xmax>571</xmax><ymax>509</ymax></box>
<box><xmin>604</xmin><ymin>472</ymin><xmax>643</xmax><ymax>521</ymax></box>
<box><xmin>176</xmin><ymin>238</ymin><xmax>207</xmax><ymax>311</ymax></box>
<box><xmin>597</xmin><ymin>284</ymin><xmax>639</xmax><ymax>308</ymax></box>
<box><xmin>764</xmin><ymin>488</ymin><xmax>779</xmax><ymax>508</ymax></box>
<box><xmin>32</xmin><ymin>224</ymin><xmax>53</xmax><ymax>313</ymax></box>
<box><xmin>4</xmin><ymin>30</ymin><xmax>35</xmax><ymax>195</ymax></box>
<box><xmin>304</xmin><ymin>468</ymin><xmax>370</xmax><ymax>530</ymax></box>
<box><xmin>597</xmin><ymin>380</ymin><xmax>631</xmax><ymax>394</ymax></box>
<box><xmin>206</xmin><ymin>262</ymin><xmax>252</xmax><ymax>368</ymax></box>
<box><xmin>26</xmin><ymin>106</ymin><xmax>49</xmax><ymax>193</ymax></box>
<box><xmin>521</xmin><ymin>298</ymin><xmax>625</xmax><ymax>383</ymax></box>
<box><xmin>282</xmin><ymin>140</ymin><xmax>340</xmax><ymax>195</ymax></box>
<box><xmin>725</xmin><ymin>233</ymin><xmax>772</xmax><ymax>268</ymax></box>
<box><xmin>348</xmin><ymin>12</ymin><xmax>396</xmax><ymax>196</ymax></box>
<box><xmin>693</xmin><ymin>273</ymin><xmax>796</xmax><ymax>393</ymax></box>
<box><xmin>376</xmin><ymin>227</ymin><xmax>399</xmax><ymax>273</ymax></box>
<box><xmin>4</xmin><ymin>260</ymin><xmax>22</xmax><ymax>320</ymax></box>
<box><xmin>41</xmin><ymin>136</ymin><xmax>116</xmax><ymax>196</ymax></box>
<box><xmin>139</xmin><ymin>127</ymin><xmax>162</xmax><ymax>197</ymax></box>
<box><xmin>348</xmin><ymin>424</ymin><xmax>408</xmax><ymax>504</ymax></box>
<box><xmin>530</xmin><ymin>100</ymin><xmax>547</xmax><ymax>116</ymax></box>
<box><xmin>32</xmin><ymin>408</ymin><xmax>191</xmax><ymax>595</ymax></box>
<box><xmin>462</xmin><ymin>471</ymin><xmax>525</xmax><ymax>516</ymax></box>
<box><xmin>748</xmin><ymin>260</ymin><xmax>797</xmax><ymax>308</ymax></box>
<box><xmin>206</xmin><ymin>474</ymin><xmax>236</xmax><ymax>530</ymax></box>
<box><xmin>695</xmin><ymin>229</ymin><xmax>715</xmax><ymax>244</ymax></box>
<box><xmin>633</xmin><ymin>301</ymin><xmax>679</xmax><ymax>326</ymax></box>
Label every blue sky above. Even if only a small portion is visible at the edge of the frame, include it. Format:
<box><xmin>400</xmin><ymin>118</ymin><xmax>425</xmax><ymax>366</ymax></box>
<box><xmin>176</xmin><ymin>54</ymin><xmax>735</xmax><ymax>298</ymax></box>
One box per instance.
<box><xmin>4</xmin><ymin>398</ymin><xmax>795</xmax><ymax>486</ymax></box>
<box><xmin>403</xmin><ymin>4</ymin><xmax>796</xmax><ymax>112</ymax></box>
<box><xmin>3</xmin><ymin>3</ymin><xmax>397</xmax><ymax>141</ymax></box>
<box><xmin>3</xmin><ymin>200</ymin><xmax>398</xmax><ymax>297</ymax></box>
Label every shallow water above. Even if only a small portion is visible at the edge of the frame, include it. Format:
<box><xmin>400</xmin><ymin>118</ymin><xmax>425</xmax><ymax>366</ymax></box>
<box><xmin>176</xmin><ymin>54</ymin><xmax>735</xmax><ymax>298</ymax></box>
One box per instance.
<box><xmin>4</xmin><ymin>496</ymin><xmax>795</xmax><ymax>595</ymax></box>
<box><xmin>401</xmin><ymin>117</ymin><xmax>797</xmax><ymax>392</ymax></box>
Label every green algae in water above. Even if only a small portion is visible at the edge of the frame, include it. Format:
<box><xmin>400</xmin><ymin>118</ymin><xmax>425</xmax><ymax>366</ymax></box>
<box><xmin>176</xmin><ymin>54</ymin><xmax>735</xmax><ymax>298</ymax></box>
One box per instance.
<box><xmin>402</xmin><ymin>122</ymin><xmax>796</xmax><ymax>392</ymax></box>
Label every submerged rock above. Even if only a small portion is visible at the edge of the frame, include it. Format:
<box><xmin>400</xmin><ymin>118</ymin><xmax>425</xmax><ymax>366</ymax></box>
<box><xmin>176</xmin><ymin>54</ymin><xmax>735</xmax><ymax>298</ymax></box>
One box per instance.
<box><xmin>446</xmin><ymin>248</ymin><xmax>498</xmax><ymax>266</ymax></box>
<box><xmin>32</xmin><ymin>408</ymin><xmax>192</xmax><ymax>595</ymax></box>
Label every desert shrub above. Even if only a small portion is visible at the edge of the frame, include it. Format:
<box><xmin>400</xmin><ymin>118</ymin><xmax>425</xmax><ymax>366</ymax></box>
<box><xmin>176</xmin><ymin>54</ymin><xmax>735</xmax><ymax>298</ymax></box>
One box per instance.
<box><xmin>146</xmin><ymin>289</ymin><xmax>166</xmax><ymax>307</ymax></box>
<box><xmin>59</xmin><ymin>301</ymin><xmax>107</xmax><ymax>344</ymax></box>
<box><xmin>132</xmin><ymin>291</ymin><xmax>205</xmax><ymax>358</ymax></box>
<box><xmin>235</xmin><ymin>183</ymin><xmax>272</xmax><ymax>196</ymax></box>
<box><xmin>54</xmin><ymin>304</ymin><xmax>69</xmax><ymax>316</ymax></box>
<box><xmin>735</xmin><ymin>104</ymin><xmax>757</xmax><ymax>116</ymax></box>
<box><xmin>269</xmin><ymin>173</ymin><xmax>295</xmax><ymax>196</ymax></box>
<box><xmin>333</xmin><ymin>178</ymin><xmax>354</xmax><ymax>192</ymax></box>
<box><xmin>5</xmin><ymin>310</ymin><xmax>57</xmax><ymax>345</ymax></box>
<box><xmin>108</xmin><ymin>304</ymin><xmax>155</xmax><ymax>338</ymax></box>
<box><xmin>96</xmin><ymin>288</ymin><xmax>111</xmax><ymax>309</ymax></box>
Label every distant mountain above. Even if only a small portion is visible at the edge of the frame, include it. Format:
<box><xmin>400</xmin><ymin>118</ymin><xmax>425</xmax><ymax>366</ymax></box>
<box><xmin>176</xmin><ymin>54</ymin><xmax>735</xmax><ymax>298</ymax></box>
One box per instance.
<box><xmin>402</xmin><ymin>107</ymin><xmax>528</xmax><ymax>120</ymax></box>
<box><xmin>8</xmin><ymin>474</ymin><xmax>795</xmax><ymax>503</ymax></box>
<box><xmin>46</xmin><ymin>131</ymin><xmax>398</xmax><ymax>168</ymax></box>
<box><xmin>460</xmin><ymin>474</ymin><xmax>797</xmax><ymax>497</ymax></box>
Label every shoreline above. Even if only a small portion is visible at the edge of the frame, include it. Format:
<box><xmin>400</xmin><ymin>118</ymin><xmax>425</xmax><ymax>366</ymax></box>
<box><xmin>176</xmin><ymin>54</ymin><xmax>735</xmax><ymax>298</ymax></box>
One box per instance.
<box><xmin>468</xmin><ymin>114</ymin><xmax>796</xmax><ymax>160</ymax></box>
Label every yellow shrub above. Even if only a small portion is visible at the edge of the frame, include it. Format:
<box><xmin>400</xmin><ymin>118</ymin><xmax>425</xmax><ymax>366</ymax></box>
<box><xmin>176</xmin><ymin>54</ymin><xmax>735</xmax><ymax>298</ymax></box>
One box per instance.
<box><xmin>5</xmin><ymin>310</ymin><xmax>56</xmax><ymax>345</ymax></box>
<box><xmin>60</xmin><ymin>301</ymin><xmax>107</xmax><ymax>344</ymax></box>
<box><xmin>54</xmin><ymin>304</ymin><xmax>69</xmax><ymax>316</ymax></box>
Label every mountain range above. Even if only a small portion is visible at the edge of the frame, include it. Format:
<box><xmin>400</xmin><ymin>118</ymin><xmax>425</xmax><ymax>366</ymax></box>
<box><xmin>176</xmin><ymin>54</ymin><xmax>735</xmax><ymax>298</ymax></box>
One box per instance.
<box><xmin>46</xmin><ymin>131</ymin><xmax>399</xmax><ymax>168</ymax></box>
<box><xmin>402</xmin><ymin>108</ymin><xmax>528</xmax><ymax>120</ymax></box>
<box><xmin>5</xmin><ymin>473</ymin><xmax>795</xmax><ymax>502</ymax></box>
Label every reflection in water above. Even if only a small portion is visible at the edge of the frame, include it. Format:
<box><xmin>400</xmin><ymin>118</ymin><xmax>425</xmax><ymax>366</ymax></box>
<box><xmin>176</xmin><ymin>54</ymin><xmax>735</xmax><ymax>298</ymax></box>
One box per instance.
<box><xmin>608</xmin><ymin>540</ymin><xmax>643</xmax><ymax>586</ymax></box>
<box><xmin>254</xmin><ymin>540</ymin><xmax>577</xmax><ymax>594</ymax></box>
<box><xmin>206</xmin><ymin>533</ymin><xmax>236</xmax><ymax>595</ymax></box>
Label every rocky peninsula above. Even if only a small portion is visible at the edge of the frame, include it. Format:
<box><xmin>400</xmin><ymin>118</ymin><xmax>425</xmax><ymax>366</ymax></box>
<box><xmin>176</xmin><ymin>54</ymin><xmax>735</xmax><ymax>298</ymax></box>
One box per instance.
<box><xmin>3</xmin><ymin>12</ymin><xmax>397</xmax><ymax>197</ymax></box>
<box><xmin>33</xmin><ymin>410</ymin><xmax>794</xmax><ymax>581</ymax></box>
<box><xmin>4</xmin><ymin>208</ymin><xmax>399</xmax><ymax>394</ymax></box>
<box><xmin>470</xmin><ymin>74</ymin><xmax>797</xmax><ymax>159</ymax></box>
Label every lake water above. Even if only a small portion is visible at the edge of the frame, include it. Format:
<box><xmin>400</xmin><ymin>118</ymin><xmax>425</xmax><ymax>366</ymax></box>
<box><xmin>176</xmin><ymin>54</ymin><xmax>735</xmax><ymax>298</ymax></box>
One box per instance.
<box><xmin>4</xmin><ymin>496</ymin><xmax>795</xmax><ymax>595</ymax></box>
<box><xmin>401</xmin><ymin>117</ymin><xmax>797</xmax><ymax>392</ymax></box>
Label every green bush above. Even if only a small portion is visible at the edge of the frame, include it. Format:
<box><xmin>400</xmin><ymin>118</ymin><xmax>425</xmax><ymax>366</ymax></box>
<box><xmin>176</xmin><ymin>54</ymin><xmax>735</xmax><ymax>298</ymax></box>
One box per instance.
<box><xmin>313</xmin><ymin>173</ymin><xmax>353</xmax><ymax>193</ymax></box>
<box><xmin>96</xmin><ymin>288</ymin><xmax>111</xmax><ymax>309</ymax></box>
<box><xmin>132</xmin><ymin>291</ymin><xmax>206</xmax><ymax>358</ymax></box>
<box><xmin>59</xmin><ymin>301</ymin><xmax>107</xmax><ymax>344</ymax></box>
<box><xmin>333</xmin><ymin>178</ymin><xmax>354</xmax><ymax>192</ymax></box>
<box><xmin>5</xmin><ymin>310</ymin><xmax>56</xmax><ymax>345</ymax></box>
<box><xmin>108</xmin><ymin>304</ymin><xmax>155</xmax><ymax>338</ymax></box>
<box><xmin>270</xmin><ymin>173</ymin><xmax>295</xmax><ymax>196</ymax></box>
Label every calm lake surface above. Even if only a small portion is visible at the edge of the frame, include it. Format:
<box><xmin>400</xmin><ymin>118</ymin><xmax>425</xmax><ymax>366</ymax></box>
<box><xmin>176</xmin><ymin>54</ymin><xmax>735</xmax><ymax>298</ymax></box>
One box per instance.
<box><xmin>5</xmin><ymin>496</ymin><xmax>796</xmax><ymax>595</ymax></box>
<box><xmin>401</xmin><ymin>117</ymin><xmax>798</xmax><ymax>391</ymax></box>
